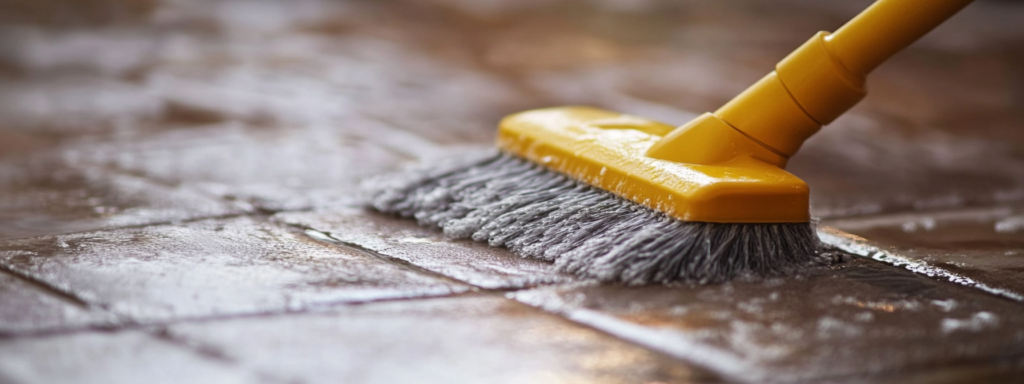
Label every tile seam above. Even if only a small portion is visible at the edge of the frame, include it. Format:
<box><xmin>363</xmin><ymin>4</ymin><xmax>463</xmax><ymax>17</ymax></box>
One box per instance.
<box><xmin>288</xmin><ymin>224</ymin><xmax>482</xmax><ymax>289</ymax></box>
<box><xmin>145</xmin><ymin>328</ymin><xmax>298</xmax><ymax>384</ymax></box>
<box><xmin>0</xmin><ymin>290</ymin><xmax>484</xmax><ymax>339</ymax></box>
<box><xmin>0</xmin><ymin>263</ymin><xmax>92</xmax><ymax>310</ymax></box>
<box><xmin>817</xmin><ymin>227</ymin><xmax>1024</xmax><ymax>303</ymax></box>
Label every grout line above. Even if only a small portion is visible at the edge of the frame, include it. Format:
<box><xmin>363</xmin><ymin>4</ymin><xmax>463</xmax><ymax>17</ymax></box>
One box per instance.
<box><xmin>0</xmin><ymin>212</ymin><xmax>257</xmax><ymax>243</ymax></box>
<box><xmin>0</xmin><ymin>264</ymin><xmax>92</xmax><ymax>310</ymax></box>
<box><xmin>818</xmin><ymin>227</ymin><xmax>1024</xmax><ymax>303</ymax></box>
<box><xmin>288</xmin><ymin>224</ymin><xmax>481</xmax><ymax>289</ymax></box>
<box><xmin>85</xmin><ymin>151</ymin><xmax>363</xmax><ymax>218</ymax></box>
<box><xmin>0</xmin><ymin>166</ymin><xmax>333</xmax><ymax>243</ymax></box>
<box><xmin>85</xmin><ymin>159</ymin><xmax>263</xmax><ymax>213</ymax></box>
<box><xmin>145</xmin><ymin>327</ymin><xmax>298</xmax><ymax>384</ymax></box>
<box><xmin>0</xmin><ymin>289</ymin><xmax>485</xmax><ymax>340</ymax></box>
<box><xmin>147</xmin><ymin>327</ymin><xmax>237</xmax><ymax>364</ymax></box>
<box><xmin>0</xmin><ymin>207</ymin><xmax>318</xmax><ymax>243</ymax></box>
<box><xmin>497</xmin><ymin>293</ymin><xmax>734</xmax><ymax>382</ymax></box>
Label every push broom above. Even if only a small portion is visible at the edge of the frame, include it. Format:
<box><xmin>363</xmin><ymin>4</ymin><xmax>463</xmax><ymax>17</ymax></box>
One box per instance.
<box><xmin>369</xmin><ymin>0</ymin><xmax>975</xmax><ymax>284</ymax></box>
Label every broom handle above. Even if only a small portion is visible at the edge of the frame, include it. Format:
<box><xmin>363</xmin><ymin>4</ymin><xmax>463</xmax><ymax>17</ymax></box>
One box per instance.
<box><xmin>826</xmin><ymin>0</ymin><xmax>975</xmax><ymax>76</ymax></box>
<box><xmin>647</xmin><ymin>0</ymin><xmax>976</xmax><ymax>167</ymax></box>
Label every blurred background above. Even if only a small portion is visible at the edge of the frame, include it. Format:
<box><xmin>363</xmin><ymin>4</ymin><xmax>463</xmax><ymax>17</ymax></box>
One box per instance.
<box><xmin>2</xmin><ymin>0</ymin><xmax>1023</xmax><ymax>235</ymax></box>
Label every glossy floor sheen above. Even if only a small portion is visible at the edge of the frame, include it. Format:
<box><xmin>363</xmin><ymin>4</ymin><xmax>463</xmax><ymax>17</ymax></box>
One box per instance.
<box><xmin>1</xmin><ymin>0</ymin><xmax>1023</xmax><ymax>383</ymax></box>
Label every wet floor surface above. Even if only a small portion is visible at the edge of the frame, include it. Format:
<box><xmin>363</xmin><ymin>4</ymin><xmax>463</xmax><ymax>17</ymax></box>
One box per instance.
<box><xmin>2</xmin><ymin>0</ymin><xmax>1024</xmax><ymax>383</ymax></box>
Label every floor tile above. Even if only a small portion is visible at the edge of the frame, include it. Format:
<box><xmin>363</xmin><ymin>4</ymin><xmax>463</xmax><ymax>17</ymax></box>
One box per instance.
<box><xmin>791</xmin><ymin>113</ymin><xmax>1024</xmax><ymax>219</ymax></box>
<box><xmin>511</xmin><ymin>258</ymin><xmax>1024</xmax><ymax>383</ymax></box>
<box><xmin>62</xmin><ymin>124</ymin><xmax>418</xmax><ymax>212</ymax></box>
<box><xmin>0</xmin><ymin>156</ymin><xmax>244</xmax><ymax>240</ymax></box>
<box><xmin>0</xmin><ymin>330</ymin><xmax>259</xmax><ymax>384</ymax></box>
<box><xmin>0</xmin><ymin>217</ymin><xmax>466</xmax><ymax>323</ymax></box>
<box><xmin>165</xmin><ymin>294</ymin><xmax>721</xmax><ymax>384</ymax></box>
<box><xmin>822</xmin><ymin>205</ymin><xmax>1024</xmax><ymax>302</ymax></box>
<box><xmin>275</xmin><ymin>208</ymin><xmax>575</xmax><ymax>289</ymax></box>
<box><xmin>0</xmin><ymin>269</ymin><xmax>112</xmax><ymax>335</ymax></box>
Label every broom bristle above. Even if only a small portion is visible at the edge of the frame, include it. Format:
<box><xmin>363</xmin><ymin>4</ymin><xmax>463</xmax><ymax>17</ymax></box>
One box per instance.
<box><xmin>365</xmin><ymin>151</ymin><xmax>827</xmax><ymax>285</ymax></box>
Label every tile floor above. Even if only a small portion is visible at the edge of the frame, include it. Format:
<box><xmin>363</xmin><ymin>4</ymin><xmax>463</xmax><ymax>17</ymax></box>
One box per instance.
<box><xmin>1</xmin><ymin>0</ymin><xmax>1023</xmax><ymax>383</ymax></box>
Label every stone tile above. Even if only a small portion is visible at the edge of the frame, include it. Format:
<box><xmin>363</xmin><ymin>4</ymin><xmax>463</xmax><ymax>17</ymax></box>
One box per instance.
<box><xmin>791</xmin><ymin>113</ymin><xmax>1024</xmax><ymax>219</ymax></box>
<box><xmin>165</xmin><ymin>294</ymin><xmax>720</xmax><ymax>384</ymax></box>
<box><xmin>0</xmin><ymin>330</ymin><xmax>259</xmax><ymax>384</ymax></box>
<box><xmin>63</xmin><ymin>123</ymin><xmax>425</xmax><ymax>212</ymax></box>
<box><xmin>822</xmin><ymin>204</ymin><xmax>1024</xmax><ymax>302</ymax></box>
<box><xmin>511</xmin><ymin>258</ymin><xmax>1024</xmax><ymax>383</ymax></box>
<box><xmin>275</xmin><ymin>208</ymin><xmax>575</xmax><ymax>290</ymax></box>
<box><xmin>0</xmin><ymin>269</ymin><xmax>113</xmax><ymax>335</ymax></box>
<box><xmin>0</xmin><ymin>217</ymin><xmax>466</xmax><ymax>323</ymax></box>
<box><xmin>853</xmin><ymin>358</ymin><xmax>1024</xmax><ymax>384</ymax></box>
<box><xmin>0</xmin><ymin>156</ymin><xmax>243</xmax><ymax>240</ymax></box>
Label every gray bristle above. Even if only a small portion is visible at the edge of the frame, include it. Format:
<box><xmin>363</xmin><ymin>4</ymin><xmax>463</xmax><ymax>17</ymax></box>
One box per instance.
<box><xmin>365</xmin><ymin>151</ymin><xmax>828</xmax><ymax>285</ymax></box>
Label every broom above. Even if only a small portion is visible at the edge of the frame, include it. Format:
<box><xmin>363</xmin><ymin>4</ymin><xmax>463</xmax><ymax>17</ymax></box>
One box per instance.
<box><xmin>367</xmin><ymin>0</ymin><xmax>974</xmax><ymax>285</ymax></box>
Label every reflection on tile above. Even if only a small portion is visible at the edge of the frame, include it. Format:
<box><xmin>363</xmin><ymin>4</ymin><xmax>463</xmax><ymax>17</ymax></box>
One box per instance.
<box><xmin>165</xmin><ymin>294</ymin><xmax>719</xmax><ymax>384</ymax></box>
<box><xmin>792</xmin><ymin>114</ymin><xmax>1024</xmax><ymax>219</ymax></box>
<box><xmin>0</xmin><ymin>157</ymin><xmax>243</xmax><ymax>240</ymax></box>
<box><xmin>0</xmin><ymin>330</ymin><xmax>256</xmax><ymax>384</ymax></box>
<box><xmin>275</xmin><ymin>208</ymin><xmax>575</xmax><ymax>289</ymax></box>
<box><xmin>511</xmin><ymin>258</ymin><xmax>1024</xmax><ymax>383</ymax></box>
<box><xmin>0</xmin><ymin>269</ymin><xmax>113</xmax><ymax>335</ymax></box>
<box><xmin>823</xmin><ymin>205</ymin><xmax>1024</xmax><ymax>302</ymax></box>
<box><xmin>0</xmin><ymin>217</ymin><xmax>466</xmax><ymax>322</ymax></box>
<box><xmin>65</xmin><ymin>124</ymin><xmax>409</xmax><ymax>211</ymax></box>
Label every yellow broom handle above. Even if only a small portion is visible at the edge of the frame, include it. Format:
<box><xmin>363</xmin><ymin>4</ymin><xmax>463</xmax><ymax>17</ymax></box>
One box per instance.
<box><xmin>827</xmin><ymin>0</ymin><xmax>975</xmax><ymax>76</ymax></box>
<box><xmin>648</xmin><ymin>0</ymin><xmax>975</xmax><ymax>168</ymax></box>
